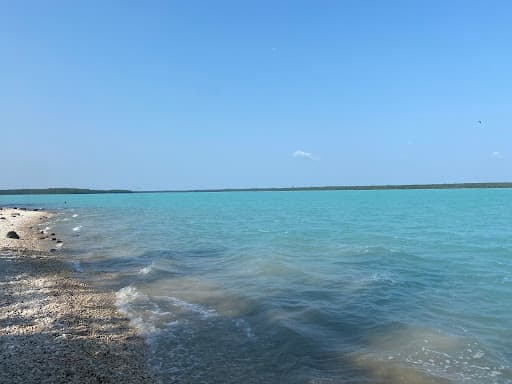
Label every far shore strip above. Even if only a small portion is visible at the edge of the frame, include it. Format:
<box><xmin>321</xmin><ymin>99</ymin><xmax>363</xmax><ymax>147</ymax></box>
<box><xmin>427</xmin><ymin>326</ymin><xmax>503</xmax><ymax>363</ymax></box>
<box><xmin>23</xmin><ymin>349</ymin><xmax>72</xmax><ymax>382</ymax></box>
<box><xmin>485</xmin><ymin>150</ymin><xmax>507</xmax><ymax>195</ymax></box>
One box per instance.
<box><xmin>0</xmin><ymin>207</ymin><xmax>156</xmax><ymax>384</ymax></box>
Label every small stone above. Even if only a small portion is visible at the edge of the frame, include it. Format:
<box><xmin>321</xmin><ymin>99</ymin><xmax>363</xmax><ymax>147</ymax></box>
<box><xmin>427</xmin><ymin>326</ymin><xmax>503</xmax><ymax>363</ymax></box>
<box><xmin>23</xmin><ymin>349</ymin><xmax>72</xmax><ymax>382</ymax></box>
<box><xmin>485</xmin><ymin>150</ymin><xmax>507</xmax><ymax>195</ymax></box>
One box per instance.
<box><xmin>6</xmin><ymin>231</ymin><xmax>20</xmax><ymax>239</ymax></box>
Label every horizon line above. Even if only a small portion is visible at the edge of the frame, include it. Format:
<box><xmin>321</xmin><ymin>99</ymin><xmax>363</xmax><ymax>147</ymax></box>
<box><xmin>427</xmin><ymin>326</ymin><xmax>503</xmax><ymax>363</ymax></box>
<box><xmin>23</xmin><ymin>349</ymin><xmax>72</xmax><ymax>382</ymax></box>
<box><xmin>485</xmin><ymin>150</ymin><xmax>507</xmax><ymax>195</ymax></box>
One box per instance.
<box><xmin>141</xmin><ymin>181</ymin><xmax>512</xmax><ymax>193</ymax></box>
<box><xmin>3</xmin><ymin>182</ymin><xmax>512</xmax><ymax>195</ymax></box>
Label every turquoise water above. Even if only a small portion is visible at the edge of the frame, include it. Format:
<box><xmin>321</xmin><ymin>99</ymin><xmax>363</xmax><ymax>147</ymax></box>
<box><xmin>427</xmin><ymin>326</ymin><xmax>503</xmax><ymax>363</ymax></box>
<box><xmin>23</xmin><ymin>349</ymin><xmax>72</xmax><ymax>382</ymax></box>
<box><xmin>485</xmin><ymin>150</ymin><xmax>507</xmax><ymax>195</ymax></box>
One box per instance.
<box><xmin>2</xmin><ymin>190</ymin><xmax>512</xmax><ymax>383</ymax></box>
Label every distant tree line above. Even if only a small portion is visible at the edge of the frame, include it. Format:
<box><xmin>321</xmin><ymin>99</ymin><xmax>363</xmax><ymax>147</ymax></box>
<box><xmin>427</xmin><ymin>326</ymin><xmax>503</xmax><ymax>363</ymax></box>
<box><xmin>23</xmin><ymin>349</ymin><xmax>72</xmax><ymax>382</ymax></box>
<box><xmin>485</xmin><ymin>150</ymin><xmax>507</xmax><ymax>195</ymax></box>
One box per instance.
<box><xmin>2</xmin><ymin>183</ymin><xmax>512</xmax><ymax>195</ymax></box>
<box><xmin>0</xmin><ymin>188</ymin><xmax>133</xmax><ymax>195</ymax></box>
<box><xmin>152</xmin><ymin>182</ymin><xmax>512</xmax><ymax>193</ymax></box>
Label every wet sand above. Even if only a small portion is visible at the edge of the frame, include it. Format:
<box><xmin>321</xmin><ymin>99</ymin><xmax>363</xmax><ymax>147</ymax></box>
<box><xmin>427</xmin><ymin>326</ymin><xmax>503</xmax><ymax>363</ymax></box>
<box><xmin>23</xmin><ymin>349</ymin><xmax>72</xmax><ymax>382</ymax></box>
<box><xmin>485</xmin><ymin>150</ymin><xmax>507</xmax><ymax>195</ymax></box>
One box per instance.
<box><xmin>0</xmin><ymin>207</ymin><xmax>156</xmax><ymax>383</ymax></box>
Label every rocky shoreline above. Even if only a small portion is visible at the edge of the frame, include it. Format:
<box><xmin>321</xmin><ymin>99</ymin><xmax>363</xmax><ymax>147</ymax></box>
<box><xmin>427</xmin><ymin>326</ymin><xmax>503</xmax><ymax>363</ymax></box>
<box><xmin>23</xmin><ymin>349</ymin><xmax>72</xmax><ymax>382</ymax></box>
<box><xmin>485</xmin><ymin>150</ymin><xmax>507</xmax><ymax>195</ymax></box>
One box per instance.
<box><xmin>0</xmin><ymin>208</ymin><xmax>156</xmax><ymax>383</ymax></box>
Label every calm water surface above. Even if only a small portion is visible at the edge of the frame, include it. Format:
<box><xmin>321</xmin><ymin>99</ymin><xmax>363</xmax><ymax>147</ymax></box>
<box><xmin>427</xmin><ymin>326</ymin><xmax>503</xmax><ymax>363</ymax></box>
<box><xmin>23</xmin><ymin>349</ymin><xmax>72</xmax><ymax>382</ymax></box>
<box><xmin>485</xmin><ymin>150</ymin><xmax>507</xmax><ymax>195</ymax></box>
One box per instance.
<box><xmin>1</xmin><ymin>190</ymin><xmax>511</xmax><ymax>383</ymax></box>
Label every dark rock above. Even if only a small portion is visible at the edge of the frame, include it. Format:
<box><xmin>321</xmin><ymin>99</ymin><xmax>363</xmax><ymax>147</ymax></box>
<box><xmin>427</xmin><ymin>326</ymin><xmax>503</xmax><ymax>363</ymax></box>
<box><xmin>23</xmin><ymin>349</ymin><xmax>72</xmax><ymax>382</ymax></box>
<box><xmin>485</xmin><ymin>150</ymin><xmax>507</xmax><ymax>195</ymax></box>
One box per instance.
<box><xmin>6</xmin><ymin>231</ymin><xmax>20</xmax><ymax>239</ymax></box>
<box><xmin>52</xmin><ymin>238</ymin><xmax>57</xmax><ymax>241</ymax></box>
<box><xmin>50</xmin><ymin>233</ymin><xmax>56</xmax><ymax>236</ymax></box>
<box><xmin>56</xmin><ymin>240</ymin><xmax>63</xmax><ymax>244</ymax></box>
<box><xmin>40</xmin><ymin>230</ymin><xmax>44</xmax><ymax>234</ymax></box>
<box><xmin>49</xmin><ymin>248</ymin><xmax>57</xmax><ymax>252</ymax></box>
<box><xmin>0</xmin><ymin>217</ymin><xmax>5</xmax><ymax>220</ymax></box>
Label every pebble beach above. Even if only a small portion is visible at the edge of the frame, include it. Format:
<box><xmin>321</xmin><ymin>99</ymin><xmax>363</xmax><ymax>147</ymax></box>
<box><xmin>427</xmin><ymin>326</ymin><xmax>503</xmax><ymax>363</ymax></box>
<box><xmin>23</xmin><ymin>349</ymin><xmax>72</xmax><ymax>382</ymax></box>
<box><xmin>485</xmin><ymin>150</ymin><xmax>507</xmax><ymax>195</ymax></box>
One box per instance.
<box><xmin>0</xmin><ymin>207</ymin><xmax>156</xmax><ymax>383</ymax></box>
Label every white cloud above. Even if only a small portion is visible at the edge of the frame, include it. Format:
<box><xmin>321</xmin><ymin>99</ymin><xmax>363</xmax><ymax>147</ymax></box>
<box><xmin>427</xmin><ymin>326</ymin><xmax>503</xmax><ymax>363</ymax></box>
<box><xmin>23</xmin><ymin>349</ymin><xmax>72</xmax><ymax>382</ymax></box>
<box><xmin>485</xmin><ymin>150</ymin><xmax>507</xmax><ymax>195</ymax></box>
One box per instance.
<box><xmin>292</xmin><ymin>150</ymin><xmax>314</xmax><ymax>160</ymax></box>
<box><xmin>491</xmin><ymin>151</ymin><xmax>504</xmax><ymax>159</ymax></box>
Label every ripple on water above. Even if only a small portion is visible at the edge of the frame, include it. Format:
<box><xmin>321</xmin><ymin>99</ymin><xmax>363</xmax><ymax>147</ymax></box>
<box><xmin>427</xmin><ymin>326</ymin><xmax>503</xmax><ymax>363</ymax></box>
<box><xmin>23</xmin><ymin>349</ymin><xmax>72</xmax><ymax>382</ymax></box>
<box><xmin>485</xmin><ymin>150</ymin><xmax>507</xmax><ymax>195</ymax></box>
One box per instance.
<box><xmin>355</xmin><ymin>324</ymin><xmax>511</xmax><ymax>383</ymax></box>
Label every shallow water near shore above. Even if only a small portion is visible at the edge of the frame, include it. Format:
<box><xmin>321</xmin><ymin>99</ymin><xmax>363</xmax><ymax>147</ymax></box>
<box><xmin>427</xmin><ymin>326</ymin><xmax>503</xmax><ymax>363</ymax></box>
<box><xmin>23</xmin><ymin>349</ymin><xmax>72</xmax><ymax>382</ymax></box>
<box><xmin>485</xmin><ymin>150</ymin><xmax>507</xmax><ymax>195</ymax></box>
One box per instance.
<box><xmin>2</xmin><ymin>189</ymin><xmax>512</xmax><ymax>383</ymax></box>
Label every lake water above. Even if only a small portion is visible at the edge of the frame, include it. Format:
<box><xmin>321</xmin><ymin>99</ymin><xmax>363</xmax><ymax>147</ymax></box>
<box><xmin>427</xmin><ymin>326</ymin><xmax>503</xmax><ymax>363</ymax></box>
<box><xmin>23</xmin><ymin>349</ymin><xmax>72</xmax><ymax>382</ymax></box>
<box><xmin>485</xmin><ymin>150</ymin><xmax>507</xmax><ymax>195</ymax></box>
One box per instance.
<box><xmin>2</xmin><ymin>189</ymin><xmax>511</xmax><ymax>383</ymax></box>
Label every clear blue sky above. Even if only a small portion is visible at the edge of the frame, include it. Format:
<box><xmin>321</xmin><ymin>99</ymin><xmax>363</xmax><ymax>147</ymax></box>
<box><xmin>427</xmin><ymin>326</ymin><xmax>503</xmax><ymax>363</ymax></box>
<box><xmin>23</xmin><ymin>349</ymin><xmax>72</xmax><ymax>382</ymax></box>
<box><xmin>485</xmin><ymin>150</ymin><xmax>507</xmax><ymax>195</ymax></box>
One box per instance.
<box><xmin>1</xmin><ymin>1</ymin><xmax>511</xmax><ymax>190</ymax></box>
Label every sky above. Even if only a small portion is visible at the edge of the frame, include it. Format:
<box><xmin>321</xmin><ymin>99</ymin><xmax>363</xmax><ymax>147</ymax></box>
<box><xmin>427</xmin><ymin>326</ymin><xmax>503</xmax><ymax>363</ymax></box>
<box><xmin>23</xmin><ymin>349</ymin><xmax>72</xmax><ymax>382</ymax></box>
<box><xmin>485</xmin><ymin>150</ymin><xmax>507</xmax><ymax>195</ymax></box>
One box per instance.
<box><xmin>1</xmin><ymin>0</ymin><xmax>511</xmax><ymax>190</ymax></box>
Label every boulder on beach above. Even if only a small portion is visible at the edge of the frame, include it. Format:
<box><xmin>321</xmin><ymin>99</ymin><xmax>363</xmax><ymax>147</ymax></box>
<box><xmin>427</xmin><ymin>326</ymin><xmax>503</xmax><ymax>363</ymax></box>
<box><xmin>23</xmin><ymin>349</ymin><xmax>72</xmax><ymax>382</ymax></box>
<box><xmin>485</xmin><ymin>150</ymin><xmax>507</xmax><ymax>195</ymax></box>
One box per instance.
<box><xmin>6</xmin><ymin>231</ymin><xmax>20</xmax><ymax>239</ymax></box>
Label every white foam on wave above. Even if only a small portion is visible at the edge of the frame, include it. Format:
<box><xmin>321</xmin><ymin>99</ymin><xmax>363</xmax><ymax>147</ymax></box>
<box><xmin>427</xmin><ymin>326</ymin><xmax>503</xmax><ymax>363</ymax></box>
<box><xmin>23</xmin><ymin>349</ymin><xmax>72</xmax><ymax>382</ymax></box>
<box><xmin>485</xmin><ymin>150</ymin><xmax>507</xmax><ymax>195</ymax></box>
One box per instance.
<box><xmin>360</xmin><ymin>327</ymin><xmax>506</xmax><ymax>382</ymax></box>
<box><xmin>72</xmin><ymin>225</ymin><xmax>82</xmax><ymax>232</ymax></box>
<box><xmin>72</xmin><ymin>214</ymin><xmax>79</xmax><ymax>218</ymax></box>
<box><xmin>127</xmin><ymin>316</ymin><xmax>159</xmax><ymax>337</ymax></box>
<box><xmin>139</xmin><ymin>262</ymin><xmax>155</xmax><ymax>275</ymax></box>
<box><xmin>116</xmin><ymin>286</ymin><xmax>160</xmax><ymax>337</ymax></box>
<box><xmin>162</xmin><ymin>296</ymin><xmax>217</xmax><ymax>320</ymax></box>
<box><xmin>116</xmin><ymin>286</ymin><xmax>180</xmax><ymax>339</ymax></box>
<box><xmin>368</xmin><ymin>272</ymin><xmax>396</xmax><ymax>284</ymax></box>
<box><xmin>234</xmin><ymin>318</ymin><xmax>256</xmax><ymax>339</ymax></box>
<box><xmin>163</xmin><ymin>320</ymin><xmax>179</xmax><ymax>327</ymax></box>
<box><xmin>116</xmin><ymin>286</ymin><xmax>147</xmax><ymax>312</ymax></box>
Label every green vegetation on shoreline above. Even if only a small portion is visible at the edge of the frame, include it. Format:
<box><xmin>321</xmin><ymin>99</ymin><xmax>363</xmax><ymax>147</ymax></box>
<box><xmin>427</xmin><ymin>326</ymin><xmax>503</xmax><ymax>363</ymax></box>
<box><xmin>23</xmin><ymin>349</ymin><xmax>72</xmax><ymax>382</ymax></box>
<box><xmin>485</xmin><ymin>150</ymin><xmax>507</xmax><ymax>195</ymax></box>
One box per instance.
<box><xmin>167</xmin><ymin>182</ymin><xmax>512</xmax><ymax>193</ymax></box>
<box><xmin>0</xmin><ymin>188</ymin><xmax>132</xmax><ymax>195</ymax></box>
<box><xmin>2</xmin><ymin>183</ymin><xmax>512</xmax><ymax>195</ymax></box>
